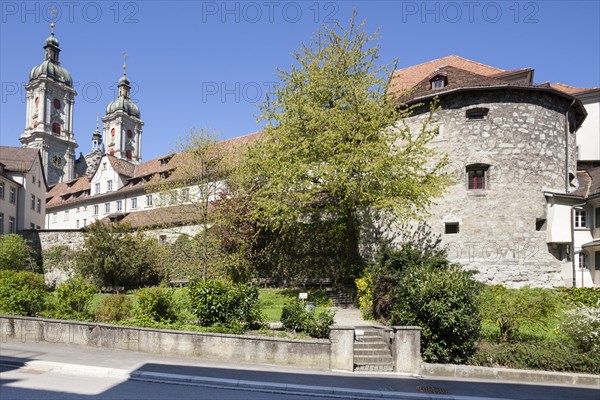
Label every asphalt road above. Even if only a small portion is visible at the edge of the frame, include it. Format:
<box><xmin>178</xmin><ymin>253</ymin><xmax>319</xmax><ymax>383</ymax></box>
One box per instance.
<box><xmin>1</xmin><ymin>339</ymin><xmax>598</xmax><ymax>400</ymax></box>
<box><xmin>0</xmin><ymin>365</ymin><xmax>313</xmax><ymax>400</ymax></box>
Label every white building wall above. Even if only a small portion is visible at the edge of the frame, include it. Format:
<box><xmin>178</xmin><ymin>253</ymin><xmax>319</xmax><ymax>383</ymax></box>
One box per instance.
<box><xmin>576</xmin><ymin>91</ymin><xmax>600</xmax><ymax>160</ymax></box>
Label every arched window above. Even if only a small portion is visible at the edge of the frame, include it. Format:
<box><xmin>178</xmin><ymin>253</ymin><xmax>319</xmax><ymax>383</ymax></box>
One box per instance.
<box><xmin>127</xmin><ymin>129</ymin><xmax>133</xmax><ymax>139</ymax></box>
<box><xmin>109</xmin><ymin>148</ymin><xmax>115</xmax><ymax>156</ymax></box>
<box><xmin>111</xmin><ymin>128</ymin><xmax>116</xmax><ymax>137</ymax></box>
<box><xmin>126</xmin><ymin>149</ymin><xmax>132</xmax><ymax>160</ymax></box>
<box><xmin>34</xmin><ymin>97</ymin><xmax>39</xmax><ymax>108</ymax></box>
<box><xmin>466</xmin><ymin>163</ymin><xmax>490</xmax><ymax>190</ymax></box>
<box><xmin>52</xmin><ymin>123</ymin><xmax>61</xmax><ymax>135</ymax></box>
<box><xmin>53</xmin><ymin>99</ymin><xmax>61</xmax><ymax>109</ymax></box>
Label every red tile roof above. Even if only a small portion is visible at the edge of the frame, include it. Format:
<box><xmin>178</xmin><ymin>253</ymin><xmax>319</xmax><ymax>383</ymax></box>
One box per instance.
<box><xmin>389</xmin><ymin>55</ymin><xmax>505</xmax><ymax>95</ymax></box>
<box><xmin>550</xmin><ymin>83</ymin><xmax>599</xmax><ymax>95</ymax></box>
<box><xmin>47</xmin><ymin>131</ymin><xmax>263</xmax><ymax>210</ymax></box>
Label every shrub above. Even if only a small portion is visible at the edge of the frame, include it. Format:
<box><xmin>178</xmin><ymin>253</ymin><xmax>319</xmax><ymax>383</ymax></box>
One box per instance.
<box><xmin>95</xmin><ymin>294</ymin><xmax>133</xmax><ymax>322</ymax></box>
<box><xmin>280</xmin><ymin>299</ymin><xmax>334</xmax><ymax>338</ymax></box>
<box><xmin>470</xmin><ymin>340</ymin><xmax>600</xmax><ymax>374</ymax></box>
<box><xmin>369</xmin><ymin>244</ymin><xmax>453</xmax><ymax>321</ymax></box>
<box><xmin>0</xmin><ymin>234</ymin><xmax>34</xmax><ymax>271</ymax></box>
<box><xmin>355</xmin><ymin>272</ymin><xmax>373</xmax><ymax>320</ymax></box>
<box><xmin>480</xmin><ymin>286</ymin><xmax>558</xmax><ymax>342</ymax></box>
<box><xmin>558</xmin><ymin>305</ymin><xmax>600</xmax><ymax>353</ymax></box>
<box><xmin>188</xmin><ymin>279</ymin><xmax>261</xmax><ymax>328</ymax></box>
<box><xmin>51</xmin><ymin>276</ymin><xmax>97</xmax><ymax>320</ymax></box>
<box><xmin>389</xmin><ymin>263</ymin><xmax>482</xmax><ymax>364</ymax></box>
<box><xmin>556</xmin><ymin>287</ymin><xmax>600</xmax><ymax>307</ymax></box>
<box><xmin>0</xmin><ymin>270</ymin><xmax>48</xmax><ymax>316</ymax></box>
<box><xmin>134</xmin><ymin>287</ymin><xmax>179</xmax><ymax>323</ymax></box>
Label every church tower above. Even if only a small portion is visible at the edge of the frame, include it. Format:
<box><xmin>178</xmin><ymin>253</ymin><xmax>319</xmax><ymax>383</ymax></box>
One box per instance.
<box><xmin>102</xmin><ymin>57</ymin><xmax>143</xmax><ymax>163</ymax></box>
<box><xmin>20</xmin><ymin>23</ymin><xmax>77</xmax><ymax>186</ymax></box>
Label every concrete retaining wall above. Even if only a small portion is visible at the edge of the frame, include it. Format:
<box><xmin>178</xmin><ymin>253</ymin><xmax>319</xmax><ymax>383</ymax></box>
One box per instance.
<box><xmin>0</xmin><ymin>316</ymin><xmax>331</xmax><ymax>369</ymax></box>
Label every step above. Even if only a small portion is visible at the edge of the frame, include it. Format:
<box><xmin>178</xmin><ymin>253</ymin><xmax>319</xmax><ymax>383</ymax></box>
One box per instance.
<box><xmin>354</xmin><ymin>364</ymin><xmax>394</xmax><ymax>372</ymax></box>
<box><xmin>353</xmin><ymin>342</ymin><xmax>389</xmax><ymax>350</ymax></box>
<box><xmin>354</xmin><ymin>349</ymin><xmax>392</xmax><ymax>356</ymax></box>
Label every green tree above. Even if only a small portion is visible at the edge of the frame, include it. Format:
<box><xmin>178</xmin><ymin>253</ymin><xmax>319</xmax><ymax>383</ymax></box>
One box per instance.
<box><xmin>75</xmin><ymin>222</ymin><xmax>160</xmax><ymax>290</ymax></box>
<box><xmin>0</xmin><ymin>234</ymin><xmax>34</xmax><ymax>271</ymax></box>
<box><xmin>242</xmin><ymin>14</ymin><xmax>448</xmax><ymax>281</ymax></box>
<box><xmin>147</xmin><ymin>129</ymin><xmax>255</xmax><ymax>280</ymax></box>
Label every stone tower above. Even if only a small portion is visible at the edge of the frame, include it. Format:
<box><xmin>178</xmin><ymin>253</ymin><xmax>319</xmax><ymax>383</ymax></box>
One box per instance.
<box><xmin>102</xmin><ymin>60</ymin><xmax>143</xmax><ymax>163</ymax></box>
<box><xmin>20</xmin><ymin>23</ymin><xmax>77</xmax><ymax>186</ymax></box>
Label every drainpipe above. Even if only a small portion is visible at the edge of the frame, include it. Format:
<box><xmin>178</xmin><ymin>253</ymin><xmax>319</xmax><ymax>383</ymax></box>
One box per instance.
<box><xmin>565</xmin><ymin>99</ymin><xmax>576</xmax><ymax>192</ymax></box>
<box><xmin>571</xmin><ymin>202</ymin><xmax>587</xmax><ymax>287</ymax></box>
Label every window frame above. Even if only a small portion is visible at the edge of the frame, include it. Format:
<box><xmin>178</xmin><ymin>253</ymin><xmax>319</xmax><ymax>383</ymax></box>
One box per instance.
<box><xmin>575</xmin><ymin>209</ymin><xmax>587</xmax><ymax>228</ymax></box>
<box><xmin>131</xmin><ymin>197</ymin><xmax>137</xmax><ymax>209</ymax></box>
<box><xmin>9</xmin><ymin>216</ymin><xmax>15</xmax><ymax>233</ymax></box>
<box><xmin>0</xmin><ymin>181</ymin><xmax>4</xmax><ymax>199</ymax></box>
<box><xmin>466</xmin><ymin>164</ymin><xmax>490</xmax><ymax>190</ymax></box>
<box><xmin>9</xmin><ymin>186</ymin><xmax>16</xmax><ymax>203</ymax></box>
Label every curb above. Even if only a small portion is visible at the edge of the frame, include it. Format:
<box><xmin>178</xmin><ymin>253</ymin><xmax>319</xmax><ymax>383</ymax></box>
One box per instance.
<box><xmin>420</xmin><ymin>363</ymin><xmax>600</xmax><ymax>388</ymax></box>
<box><xmin>0</xmin><ymin>357</ymin><xmax>511</xmax><ymax>400</ymax></box>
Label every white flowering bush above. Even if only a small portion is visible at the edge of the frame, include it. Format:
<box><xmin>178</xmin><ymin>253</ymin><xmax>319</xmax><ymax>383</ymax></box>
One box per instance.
<box><xmin>559</xmin><ymin>305</ymin><xmax>600</xmax><ymax>353</ymax></box>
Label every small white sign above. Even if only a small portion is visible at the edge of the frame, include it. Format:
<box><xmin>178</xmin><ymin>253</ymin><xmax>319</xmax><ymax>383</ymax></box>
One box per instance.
<box><xmin>355</xmin><ymin>329</ymin><xmax>365</xmax><ymax>336</ymax></box>
<box><xmin>299</xmin><ymin>292</ymin><xmax>308</xmax><ymax>300</ymax></box>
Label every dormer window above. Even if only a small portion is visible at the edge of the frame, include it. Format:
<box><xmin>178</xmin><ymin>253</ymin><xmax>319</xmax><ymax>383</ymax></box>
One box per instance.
<box><xmin>429</xmin><ymin>72</ymin><xmax>448</xmax><ymax>90</ymax></box>
<box><xmin>160</xmin><ymin>156</ymin><xmax>172</xmax><ymax>166</ymax></box>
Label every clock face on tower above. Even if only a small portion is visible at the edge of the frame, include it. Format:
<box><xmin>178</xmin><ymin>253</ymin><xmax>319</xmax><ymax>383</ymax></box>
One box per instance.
<box><xmin>50</xmin><ymin>153</ymin><xmax>65</xmax><ymax>169</ymax></box>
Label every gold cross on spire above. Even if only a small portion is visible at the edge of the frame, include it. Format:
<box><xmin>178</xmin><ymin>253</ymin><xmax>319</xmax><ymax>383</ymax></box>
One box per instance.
<box><xmin>122</xmin><ymin>51</ymin><xmax>128</xmax><ymax>75</ymax></box>
<box><xmin>49</xmin><ymin>6</ymin><xmax>57</xmax><ymax>34</ymax></box>
<box><xmin>96</xmin><ymin>114</ymin><xmax>100</xmax><ymax>130</ymax></box>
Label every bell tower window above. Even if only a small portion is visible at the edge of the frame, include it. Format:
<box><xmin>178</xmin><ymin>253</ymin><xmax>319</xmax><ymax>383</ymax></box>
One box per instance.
<box><xmin>127</xmin><ymin>129</ymin><xmax>133</xmax><ymax>139</ymax></box>
<box><xmin>126</xmin><ymin>149</ymin><xmax>132</xmax><ymax>160</ymax></box>
<box><xmin>52</xmin><ymin>123</ymin><xmax>61</xmax><ymax>135</ymax></box>
<box><xmin>53</xmin><ymin>99</ymin><xmax>61</xmax><ymax>109</ymax></box>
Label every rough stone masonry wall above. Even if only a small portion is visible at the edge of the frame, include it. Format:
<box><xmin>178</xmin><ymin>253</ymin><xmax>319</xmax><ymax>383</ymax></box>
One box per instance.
<box><xmin>392</xmin><ymin>89</ymin><xmax>576</xmax><ymax>288</ymax></box>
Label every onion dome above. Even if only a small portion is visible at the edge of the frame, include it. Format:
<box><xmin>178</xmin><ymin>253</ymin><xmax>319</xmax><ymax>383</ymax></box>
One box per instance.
<box><xmin>29</xmin><ymin>26</ymin><xmax>73</xmax><ymax>87</ymax></box>
<box><xmin>105</xmin><ymin>96</ymin><xmax>141</xmax><ymax>118</ymax></box>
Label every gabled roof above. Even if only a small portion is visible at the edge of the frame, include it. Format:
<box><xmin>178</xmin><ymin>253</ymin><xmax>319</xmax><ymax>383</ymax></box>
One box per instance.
<box><xmin>107</xmin><ymin>155</ymin><xmax>136</xmax><ymax>177</ymax></box>
<box><xmin>0</xmin><ymin>146</ymin><xmax>41</xmax><ymax>172</ymax></box>
<box><xmin>396</xmin><ymin>65</ymin><xmax>517</xmax><ymax>102</ymax></box>
<box><xmin>389</xmin><ymin>55</ymin><xmax>596</xmax><ymax>100</ymax></box>
<box><xmin>389</xmin><ymin>55</ymin><xmax>506</xmax><ymax>94</ymax></box>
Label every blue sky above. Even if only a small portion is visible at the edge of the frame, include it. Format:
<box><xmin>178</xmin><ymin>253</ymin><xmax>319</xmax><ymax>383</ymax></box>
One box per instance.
<box><xmin>1</xmin><ymin>0</ymin><xmax>599</xmax><ymax>161</ymax></box>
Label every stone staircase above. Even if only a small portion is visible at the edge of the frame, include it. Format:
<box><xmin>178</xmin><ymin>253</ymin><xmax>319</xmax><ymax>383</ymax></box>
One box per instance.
<box><xmin>353</xmin><ymin>328</ymin><xmax>394</xmax><ymax>372</ymax></box>
<box><xmin>326</xmin><ymin>288</ymin><xmax>354</xmax><ymax>308</ymax></box>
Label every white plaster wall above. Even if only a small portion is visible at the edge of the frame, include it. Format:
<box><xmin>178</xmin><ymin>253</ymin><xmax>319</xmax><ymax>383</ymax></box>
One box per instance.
<box><xmin>576</xmin><ymin>95</ymin><xmax>600</xmax><ymax>160</ymax></box>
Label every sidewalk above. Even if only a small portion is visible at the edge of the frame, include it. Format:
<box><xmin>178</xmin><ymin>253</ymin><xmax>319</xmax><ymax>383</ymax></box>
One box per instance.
<box><xmin>1</xmin><ymin>339</ymin><xmax>598</xmax><ymax>400</ymax></box>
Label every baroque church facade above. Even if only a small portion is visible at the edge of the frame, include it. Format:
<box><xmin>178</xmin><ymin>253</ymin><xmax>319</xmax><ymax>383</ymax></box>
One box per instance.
<box><xmin>8</xmin><ymin>28</ymin><xmax>600</xmax><ymax>288</ymax></box>
<box><xmin>20</xmin><ymin>24</ymin><xmax>144</xmax><ymax>187</ymax></box>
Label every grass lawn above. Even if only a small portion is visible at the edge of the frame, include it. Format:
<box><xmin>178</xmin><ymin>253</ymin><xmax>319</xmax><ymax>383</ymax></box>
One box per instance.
<box><xmin>259</xmin><ymin>288</ymin><xmax>332</xmax><ymax>322</ymax></box>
